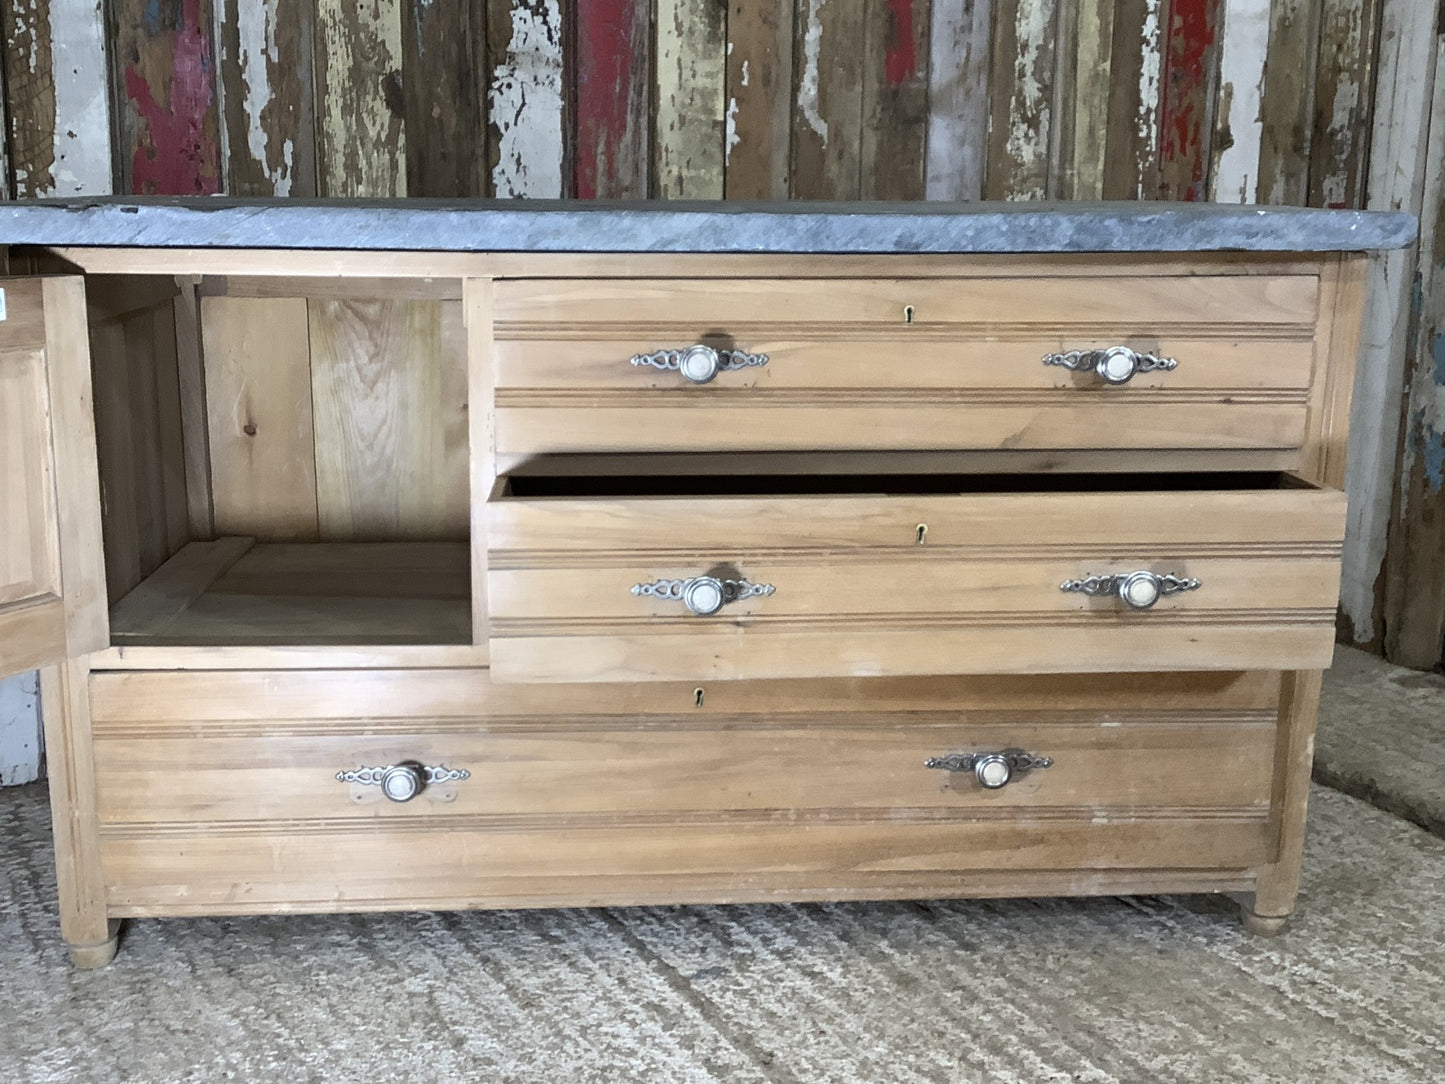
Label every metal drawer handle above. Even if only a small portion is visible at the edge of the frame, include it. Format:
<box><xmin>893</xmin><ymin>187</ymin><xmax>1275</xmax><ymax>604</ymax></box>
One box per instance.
<box><xmin>632</xmin><ymin>576</ymin><xmax>776</xmax><ymax>616</ymax></box>
<box><xmin>1043</xmin><ymin>346</ymin><xmax>1177</xmax><ymax>385</ymax></box>
<box><xmin>926</xmin><ymin>750</ymin><xmax>1053</xmax><ymax>790</ymax></box>
<box><xmin>336</xmin><ymin>762</ymin><xmax>471</xmax><ymax>803</ymax></box>
<box><xmin>1061</xmin><ymin>571</ymin><xmax>1201</xmax><ymax>610</ymax></box>
<box><xmin>631</xmin><ymin>344</ymin><xmax>769</xmax><ymax>384</ymax></box>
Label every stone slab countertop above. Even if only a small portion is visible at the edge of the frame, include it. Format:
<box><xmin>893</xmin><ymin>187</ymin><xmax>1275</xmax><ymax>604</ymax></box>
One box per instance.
<box><xmin>0</xmin><ymin>197</ymin><xmax>1418</xmax><ymax>253</ymax></box>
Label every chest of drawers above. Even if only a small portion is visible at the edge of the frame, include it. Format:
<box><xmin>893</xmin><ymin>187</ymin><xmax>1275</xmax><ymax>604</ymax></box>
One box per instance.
<box><xmin>0</xmin><ymin>199</ymin><xmax>1414</xmax><ymax>967</ymax></box>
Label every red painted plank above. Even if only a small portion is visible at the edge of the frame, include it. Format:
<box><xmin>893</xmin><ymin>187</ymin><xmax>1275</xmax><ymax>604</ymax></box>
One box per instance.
<box><xmin>1158</xmin><ymin>0</ymin><xmax>1221</xmax><ymax>201</ymax></box>
<box><xmin>119</xmin><ymin>0</ymin><xmax>220</xmax><ymax>195</ymax></box>
<box><xmin>574</xmin><ymin>0</ymin><xmax>648</xmax><ymax>198</ymax></box>
<box><xmin>884</xmin><ymin>0</ymin><xmax>918</xmax><ymax>86</ymax></box>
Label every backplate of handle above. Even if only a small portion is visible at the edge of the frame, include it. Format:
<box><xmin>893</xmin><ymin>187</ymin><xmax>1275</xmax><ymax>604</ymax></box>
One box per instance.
<box><xmin>925</xmin><ymin>750</ymin><xmax>1053</xmax><ymax>789</ymax></box>
<box><xmin>630</xmin><ymin>344</ymin><xmax>770</xmax><ymax>384</ymax></box>
<box><xmin>1060</xmin><ymin>571</ymin><xmax>1201</xmax><ymax>610</ymax></box>
<box><xmin>631</xmin><ymin>576</ymin><xmax>776</xmax><ymax>616</ymax></box>
<box><xmin>1043</xmin><ymin>346</ymin><xmax>1177</xmax><ymax>385</ymax></box>
<box><xmin>336</xmin><ymin>762</ymin><xmax>471</xmax><ymax>802</ymax></box>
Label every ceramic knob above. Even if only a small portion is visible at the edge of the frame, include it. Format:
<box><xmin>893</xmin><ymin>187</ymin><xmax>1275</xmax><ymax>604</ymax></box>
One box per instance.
<box><xmin>1117</xmin><ymin>571</ymin><xmax>1163</xmax><ymax>610</ymax></box>
<box><xmin>682</xmin><ymin>576</ymin><xmax>726</xmax><ymax>616</ymax></box>
<box><xmin>972</xmin><ymin>753</ymin><xmax>1014</xmax><ymax>789</ymax></box>
<box><xmin>677</xmin><ymin>344</ymin><xmax>722</xmax><ymax>384</ymax></box>
<box><xmin>1096</xmin><ymin>346</ymin><xmax>1141</xmax><ymax>384</ymax></box>
<box><xmin>380</xmin><ymin>763</ymin><xmax>425</xmax><ymax>802</ymax></box>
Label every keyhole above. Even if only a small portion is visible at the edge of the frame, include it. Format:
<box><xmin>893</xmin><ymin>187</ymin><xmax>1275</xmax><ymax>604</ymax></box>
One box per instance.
<box><xmin>694</xmin><ymin>687</ymin><xmax>705</xmax><ymax>708</ymax></box>
<box><xmin>916</xmin><ymin>524</ymin><xmax>928</xmax><ymax>545</ymax></box>
<box><xmin>903</xmin><ymin>305</ymin><xmax>915</xmax><ymax>324</ymax></box>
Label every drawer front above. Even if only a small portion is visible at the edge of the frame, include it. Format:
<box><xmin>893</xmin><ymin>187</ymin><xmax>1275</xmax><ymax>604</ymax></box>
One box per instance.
<box><xmin>488</xmin><ymin>484</ymin><xmax>1346</xmax><ymax>683</ymax></box>
<box><xmin>492</xmin><ymin>276</ymin><xmax>1319</xmax><ymax>454</ymax></box>
<box><xmin>89</xmin><ymin>668</ymin><xmax>1279</xmax><ymax>913</ymax></box>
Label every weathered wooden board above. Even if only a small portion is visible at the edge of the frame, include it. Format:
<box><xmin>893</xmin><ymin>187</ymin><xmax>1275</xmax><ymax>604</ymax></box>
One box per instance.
<box><xmin>313</xmin><ymin>0</ymin><xmax>404</xmax><ymax>197</ymax></box>
<box><xmin>986</xmin><ymin>0</ymin><xmax>1058</xmax><ymax>199</ymax></box>
<box><xmin>215</xmin><ymin>0</ymin><xmax>315</xmax><ymax>195</ymax></box>
<box><xmin>1339</xmin><ymin>0</ymin><xmax>1440</xmax><ymax>646</ymax></box>
<box><xmin>1210</xmin><ymin>0</ymin><xmax>1270</xmax><ymax>202</ymax></box>
<box><xmin>925</xmin><ymin>0</ymin><xmax>992</xmax><ymax>200</ymax></box>
<box><xmin>793</xmin><ymin>0</ymin><xmax>866</xmax><ymax>199</ymax></box>
<box><xmin>488</xmin><ymin>0</ymin><xmax>567</xmax><ymax>198</ymax></box>
<box><xmin>2</xmin><ymin>0</ymin><xmax>113</xmax><ymax>196</ymax></box>
<box><xmin>1104</xmin><ymin>0</ymin><xmax>1163</xmax><ymax>200</ymax></box>
<box><xmin>1308</xmin><ymin>0</ymin><xmax>1381</xmax><ymax>209</ymax></box>
<box><xmin>724</xmin><ymin>0</ymin><xmax>792</xmax><ymax>199</ymax></box>
<box><xmin>1382</xmin><ymin>37</ymin><xmax>1445</xmax><ymax>669</ymax></box>
<box><xmin>862</xmin><ymin>0</ymin><xmax>931</xmax><ymax>200</ymax></box>
<box><xmin>654</xmin><ymin>0</ymin><xmax>726</xmax><ymax>199</ymax></box>
<box><xmin>401</xmin><ymin>0</ymin><xmax>486</xmax><ymax>197</ymax></box>
<box><xmin>574</xmin><ymin>0</ymin><xmax>649</xmax><ymax>198</ymax></box>
<box><xmin>113</xmin><ymin>0</ymin><xmax>222</xmax><ymax>194</ymax></box>
<box><xmin>1256</xmin><ymin>0</ymin><xmax>1320</xmax><ymax>206</ymax></box>
<box><xmin>1158</xmin><ymin>0</ymin><xmax>1222</xmax><ymax>201</ymax></box>
<box><xmin>309</xmin><ymin>300</ymin><xmax>469</xmax><ymax>541</ymax></box>
<box><xmin>1057</xmin><ymin>0</ymin><xmax>1114</xmax><ymax>200</ymax></box>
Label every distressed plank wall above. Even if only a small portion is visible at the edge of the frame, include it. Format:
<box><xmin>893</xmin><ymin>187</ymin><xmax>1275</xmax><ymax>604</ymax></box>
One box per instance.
<box><xmin>1</xmin><ymin>0</ymin><xmax>1445</xmax><ymax>684</ymax></box>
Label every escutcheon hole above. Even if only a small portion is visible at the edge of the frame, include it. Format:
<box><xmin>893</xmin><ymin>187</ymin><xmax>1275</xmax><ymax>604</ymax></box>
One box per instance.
<box><xmin>694</xmin><ymin>687</ymin><xmax>705</xmax><ymax>708</ymax></box>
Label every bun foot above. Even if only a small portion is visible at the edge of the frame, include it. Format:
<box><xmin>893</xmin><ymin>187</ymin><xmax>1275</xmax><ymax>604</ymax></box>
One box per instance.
<box><xmin>67</xmin><ymin>920</ymin><xmax>121</xmax><ymax>969</ymax></box>
<box><xmin>1240</xmin><ymin>908</ymin><xmax>1290</xmax><ymax>937</ymax></box>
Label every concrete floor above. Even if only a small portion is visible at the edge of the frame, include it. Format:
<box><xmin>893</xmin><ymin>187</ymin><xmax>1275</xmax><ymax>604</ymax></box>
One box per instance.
<box><xmin>1</xmin><ymin>647</ymin><xmax>1442</xmax><ymax>1083</ymax></box>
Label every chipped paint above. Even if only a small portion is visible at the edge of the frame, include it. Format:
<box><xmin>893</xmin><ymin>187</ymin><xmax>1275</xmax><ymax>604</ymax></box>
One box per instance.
<box><xmin>926</xmin><ymin>0</ymin><xmax>991</xmax><ymax>200</ymax></box>
<box><xmin>575</xmin><ymin>0</ymin><xmax>647</xmax><ymax>198</ymax></box>
<box><xmin>227</xmin><ymin>0</ymin><xmax>295</xmax><ymax>194</ymax></box>
<box><xmin>725</xmin><ymin>95</ymin><xmax>739</xmax><ymax>165</ymax></box>
<box><xmin>799</xmin><ymin>0</ymin><xmax>827</xmax><ymax>140</ymax></box>
<box><xmin>315</xmin><ymin>0</ymin><xmax>404</xmax><ymax>196</ymax></box>
<box><xmin>655</xmin><ymin>0</ymin><xmax>725</xmax><ymax>198</ymax></box>
<box><xmin>883</xmin><ymin>0</ymin><xmax>917</xmax><ymax>87</ymax></box>
<box><xmin>491</xmin><ymin>0</ymin><xmax>565</xmax><ymax>198</ymax></box>
<box><xmin>999</xmin><ymin>0</ymin><xmax>1056</xmax><ymax>200</ymax></box>
<box><xmin>1158</xmin><ymin>0</ymin><xmax>1219</xmax><ymax>202</ymax></box>
<box><xmin>124</xmin><ymin>0</ymin><xmax>221</xmax><ymax>194</ymax></box>
<box><xmin>1132</xmin><ymin>0</ymin><xmax>1162</xmax><ymax>198</ymax></box>
<box><xmin>1211</xmin><ymin>0</ymin><xmax>1269</xmax><ymax>202</ymax></box>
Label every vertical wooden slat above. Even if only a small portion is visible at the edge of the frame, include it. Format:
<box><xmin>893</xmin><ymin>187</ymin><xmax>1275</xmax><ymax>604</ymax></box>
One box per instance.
<box><xmin>113</xmin><ymin>0</ymin><xmax>222</xmax><ymax>194</ymax></box>
<box><xmin>215</xmin><ymin>0</ymin><xmax>315</xmax><ymax>195</ymax></box>
<box><xmin>574</xmin><ymin>0</ymin><xmax>649</xmax><ymax>198</ymax></box>
<box><xmin>986</xmin><ymin>0</ymin><xmax>1059</xmax><ymax>199</ymax></box>
<box><xmin>724</xmin><ymin>0</ymin><xmax>792</xmax><ymax>199</ymax></box>
<box><xmin>2</xmin><ymin>0</ymin><xmax>113</xmax><ymax>196</ymax></box>
<box><xmin>925</xmin><ymin>0</ymin><xmax>992</xmax><ymax>200</ymax></box>
<box><xmin>1158</xmin><ymin>0</ymin><xmax>1222</xmax><ymax>201</ymax></box>
<box><xmin>1103</xmin><ymin>0</ymin><xmax>1164</xmax><ymax>200</ymax></box>
<box><xmin>1255</xmin><ymin>0</ymin><xmax>1321</xmax><ymax>205</ymax></box>
<box><xmin>1382</xmin><ymin>34</ymin><xmax>1445</xmax><ymax>669</ymax></box>
<box><xmin>793</xmin><ymin>0</ymin><xmax>866</xmax><ymax>199</ymax></box>
<box><xmin>861</xmin><ymin>0</ymin><xmax>931</xmax><ymax>200</ymax></box>
<box><xmin>654</xmin><ymin>0</ymin><xmax>726</xmax><ymax>199</ymax></box>
<box><xmin>1058</xmin><ymin>0</ymin><xmax>1114</xmax><ymax>200</ymax></box>
<box><xmin>1339</xmin><ymin>0</ymin><xmax>1439</xmax><ymax>647</ymax></box>
<box><xmin>313</xmin><ymin>0</ymin><xmax>404</xmax><ymax>197</ymax></box>
<box><xmin>402</xmin><ymin>0</ymin><xmax>486</xmax><ymax>197</ymax></box>
<box><xmin>1209</xmin><ymin>0</ymin><xmax>1270</xmax><ymax>201</ymax></box>
<box><xmin>488</xmin><ymin>0</ymin><xmax>567</xmax><ymax>197</ymax></box>
<box><xmin>1308</xmin><ymin>0</ymin><xmax>1382</xmax><ymax>209</ymax></box>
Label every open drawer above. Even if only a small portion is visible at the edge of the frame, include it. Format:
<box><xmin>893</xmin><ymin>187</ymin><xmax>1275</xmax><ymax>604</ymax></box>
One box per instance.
<box><xmin>487</xmin><ymin>472</ymin><xmax>1346</xmax><ymax>683</ymax></box>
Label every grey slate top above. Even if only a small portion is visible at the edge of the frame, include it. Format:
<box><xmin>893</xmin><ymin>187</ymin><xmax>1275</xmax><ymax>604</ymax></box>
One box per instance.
<box><xmin>0</xmin><ymin>197</ymin><xmax>1418</xmax><ymax>254</ymax></box>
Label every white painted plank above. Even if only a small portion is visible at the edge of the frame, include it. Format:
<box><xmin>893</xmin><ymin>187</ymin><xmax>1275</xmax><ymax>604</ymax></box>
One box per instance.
<box><xmin>926</xmin><ymin>0</ymin><xmax>991</xmax><ymax>200</ymax></box>
<box><xmin>655</xmin><ymin>0</ymin><xmax>726</xmax><ymax>198</ymax></box>
<box><xmin>489</xmin><ymin>0</ymin><xmax>566</xmax><ymax>198</ymax></box>
<box><xmin>0</xmin><ymin>672</ymin><xmax>42</xmax><ymax>787</ymax></box>
<box><xmin>1210</xmin><ymin>0</ymin><xmax>1270</xmax><ymax>203</ymax></box>
<box><xmin>1340</xmin><ymin>0</ymin><xmax>1440</xmax><ymax>642</ymax></box>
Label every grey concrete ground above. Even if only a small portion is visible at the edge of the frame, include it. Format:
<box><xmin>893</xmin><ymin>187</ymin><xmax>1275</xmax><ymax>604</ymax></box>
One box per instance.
<box><xmin>1</xmin><ymin>647</ymin><xmax>1442</xmax><ymax>1084</ymax></box>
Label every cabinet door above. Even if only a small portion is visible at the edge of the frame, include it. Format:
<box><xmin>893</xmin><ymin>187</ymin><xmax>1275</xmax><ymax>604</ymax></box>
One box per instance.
<box><xmin>0</xmin><ymin>277</ymin><xmax>107</xmax><ymax>678</ymax></box>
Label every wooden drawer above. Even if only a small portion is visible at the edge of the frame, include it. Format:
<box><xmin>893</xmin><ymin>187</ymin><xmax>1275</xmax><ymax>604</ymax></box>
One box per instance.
<box><xmin>491</xmin><ymin>275</ymin><xmax>1320</xmax><ymax>454</ymax></box>
<box><xmin>487</xmin><ymin>474</ymin><xmax>1346</xmax><ymax>683</ymax></box>
<box><xmin>89</xmin><ymin>668</ymin><xmax>1280</xmax><ymax>914</ymax></box>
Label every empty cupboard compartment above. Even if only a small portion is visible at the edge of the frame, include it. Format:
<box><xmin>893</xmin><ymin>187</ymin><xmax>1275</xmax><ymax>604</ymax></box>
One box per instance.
<box><xmin>87</xmin><ymin>274</ymin><xmax>472</xmax><ymax>647</ymax></box>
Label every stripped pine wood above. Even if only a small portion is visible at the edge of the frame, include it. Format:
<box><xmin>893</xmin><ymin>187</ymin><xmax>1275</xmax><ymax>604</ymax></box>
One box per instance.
<box><xmin>986</xmin><ymin>0</ymin><xmax>1058</xmax><ymax>199</ymax></box>
<box><xmin>215</xmin><ymin>0</ymin><xmax>315</xmax><ymax>196</ymax></box>
<box><xmin>2</xmin><ymin>0</ymin><xmax>113</xmax><ymax>196</ymax></box>
<box><xmin>1382</xmin><ymin>37</ymin><xmax>1445</xmax><ymax>670</ymax></box>
<box><xmin>200</xmin><ymin>297</ymin><xmax>319</xmax><ymax>541</ymax></box>
<box><xmin>724</xmin><ymin>0</ymin><xmax>792</xmax><ymax>199</ymax></box>
<box><xmin>654</xmin><ymin>0</ymin><xmax>727</xmax><ymax>199</ymax></box>
<box><xmin>113</xmin><ymin>0</ymin><xmax>222</xmax><ymax>194</ymax></box>
<box><xmin>1210</xmin><ymin>0</ymin><xmax>1270</xmax><ymax>201</ymax></box>
<box><xmin>1158</xmin><ymin>0</ymin><xmax>1223</xmax><ymax>201</ymax></box>
<box><xmin>574</xmin><ymin>0</ymin><xmax>649</xmax><ymax>198</ymax></box>
<box><xmin>402</xmin><ymin>0</ymin><xmax>486</xmax><ymax>197</ymax></box>
<box><xmin>488</xmin><ymin>0</ymin><xmax>566</xmax><ymax>198</ymax></box>
<box><xmin>1104</xmin><ymin>0</ymin><xmax>1164</xmax><ymax>199</ymax></box>
<box><xmin>308</xmin><ymin>300</ymin><xmax>469</xmax><ymax>541</ymax></box>
<box><xmin>925</xmin><ymin>0</ymin><xmax>991</xmax><ymax>200</ymax></box>
<box><xmin>1339</xmin><ymin>0</ymin><xmax>1440</xmax><ymax>645</ymax></box>
<box><xmin>862</xmin><ymin>0</ymin><xmax>932</xmax><ymax>200</ymax></box>
<box><xmin>1255</xmin><ymin>0</ymin><xmax>1321</xmax><ymax>205</ymax></box>
<box><xmin>793</xmin><ymin>0</ymin><xmax>866</xmax><ymax>199</ymax></box>
<box><xmin>313</xmin><ymin>0</ymin><xmax>405</xmax><ymax>197</ymax></box>
<box><xmin>1060</xmin><ymin>0</ymin><xmax>1115</xmax><ymax>200</ymax></box>
<box><xmin>1308</xmin><ymin>0</ymin><xmax>1381</xmax><ymax>209</ymax></box>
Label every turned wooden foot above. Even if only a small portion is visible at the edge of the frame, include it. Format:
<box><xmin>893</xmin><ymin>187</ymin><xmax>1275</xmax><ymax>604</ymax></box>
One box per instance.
<box><xmin>67</xmin><ymin>920</ymin><xmax>121</xmax><ymax>969</ymax></box>
<box><xmin>1240</xmin><ymin>907</ymin><xmax>1290</xmax><ymax>937</ymax></box>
